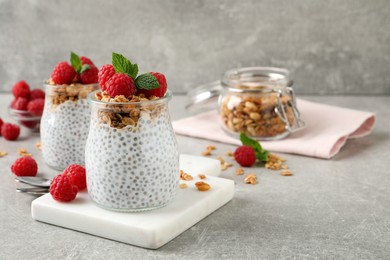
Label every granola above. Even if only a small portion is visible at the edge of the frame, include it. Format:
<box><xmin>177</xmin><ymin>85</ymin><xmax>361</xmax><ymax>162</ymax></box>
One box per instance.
<box><xmin>195</xmin><ymin>181</ymin><xmax>211</xmax><ymax>191</ymax></box>
<box><xmin>220</xmin><ymin>94</ymin><xmax>295</xmax><ymax>138</ymax></box>
<box><xmin>180</xmin><ymin>170</ymin><xmax>193</xmax><ymax>181</ymax></box>
<box><xmin>244</xmin><ymin>174</ymin><xmax>257</xmax><ymax>185</ymax></box>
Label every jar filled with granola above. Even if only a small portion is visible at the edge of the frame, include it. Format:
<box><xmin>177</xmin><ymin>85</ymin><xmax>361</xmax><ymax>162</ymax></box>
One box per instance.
<box><xmin>40</xmin><ymin>82</ymin><xmax>99</xmax><ymax>170</ymax></box>
<box><xmin>219</xmin><ymin>67</ymin><xmax>305</xmax><ymax>140</ymax></box>
<box><xmin>85</xmin><ymin>90</ymin><xmax>179</xmax><ymax>212</ymax></box>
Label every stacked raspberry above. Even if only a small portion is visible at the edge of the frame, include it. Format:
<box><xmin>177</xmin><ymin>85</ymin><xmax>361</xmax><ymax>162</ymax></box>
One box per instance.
<box><xmin>11</xmin><ymin>80</ymin><xmax>45</xmax><ymax>117</ymax></box>
<box><xmin>98</xmin><ymin>53</ymin><xmax>167</xmax><ymax>99</ymax></box>
<box><xmin>50</xmin><ymin>52</ymin><xmax>98</xmax><ymax>85</ymax></box>
<box><xmin>50</xmin><ymin>164</ymin><xmax>87</xmax><ymax>202</ymax></box>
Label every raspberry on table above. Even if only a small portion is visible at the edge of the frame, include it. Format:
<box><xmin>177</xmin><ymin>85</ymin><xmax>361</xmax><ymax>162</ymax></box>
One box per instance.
<box><xmin>137</xmin><ymin>72</ymin><xmax>167</xmax><ymax>98</ymax></box>
<box><xmin>98</xmin><ymin>64</ymin><xmax>116</xmax><ymax>91</ymax></box>
<box><xmin>80</xmin><ymin>65</ymin><xmax>99</xmax><ymax>84</ymax></box>
<box><xmin>12</xmin><ymin>80</ymin><xmax>31</xmax><ymax>99</ymax></box>
<box><xmin>30</xmin><ymin>89</ymin><xmax>45</xmax><ymax>100</ymax></box>
<box><xmin>1</xmin><ymin>123</ymin><xmax>20</xmax><ymax>141</ymax></box>
<box><xmin>11</xmin><ymin>97</ymin><xmax>28</xmax><ymax>110</ymax></box>
<box><xmin>106</xmin><ymin>73</ymin><xmax>136</xmax><ymax>98</ymax></box>
<box><xmin>63</xmin><ymin>164</ymin><xmax>87</xmax><ymax>190</ymax></box>
<box><xmin>11</xmin><ymin>157</ymin><xmax>38</xmax><ymax>176</ymax></box>
<box><xmin>50</xmin><ymin>174</ymin><xmax>78</xmax><ymax>202</ymax></box>
<box><xmin>234</xmin><ymin>145</ymin><xmax>257</xmax><ymax>167</ymax></box>
<box><xmin>0</xmin><ymin>118</ymin><xmax>3</xmax><ymax>134</ymax></box>
<box><xmin>51</xmin><ymin>61</ymin><xmax>76</xmax><ymax>85</ymax></box>
<box><xmin>27</xmin><ymin>98</ymin><xmax>45</xmax><ymax>116</ymax></box>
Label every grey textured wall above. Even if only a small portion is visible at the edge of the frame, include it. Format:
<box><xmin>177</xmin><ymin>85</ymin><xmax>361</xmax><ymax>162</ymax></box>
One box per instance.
<box><xmin>0</xmin><ymin>0</ymin><xmax>389</xmax><ymax>95</ymax></box>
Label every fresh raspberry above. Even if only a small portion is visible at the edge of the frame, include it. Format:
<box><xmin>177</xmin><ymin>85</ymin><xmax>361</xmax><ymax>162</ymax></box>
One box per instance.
<box><xmin>137</xmin><ymin>72</ymin><xmax>168</xmax><ymax>98</ymax></box>
<box><xmin>49</xmin><ymin>174</ymin><xmax>78</xmax><ymax>202</ymax></box>
<box><xmin>12</xmin><ymin>80</ymin><xmax>30</xmax><ymax>99</ymax></box>
<box><xmin>27</xmin><ymin>98</ymin><xmax>45</xmax><ymax>116</ymax></box>
<box><xmin>11</xmin><ymin>157</ymin><xmax>38</xmax><ymax>176</ymax></box>
<box><xmin>80</xmin><ymin>65</ymin><xmax>99</xmax><ymax>84</ymax></box>
<box><xmin>0</xmin><ymin>118</ymin><xmax>3</xmax><ymax>136</ymax></box>
<box><xmin>1</xmin><ymin>123</ymin><xmax>20</xmax><ymax>141</ymax></box>
<box><xmin>98</xmin><ymin>64</ymin><xmax>116</xmax><ymax>91</ymax></box>
<box><xmin>106</xmin><ymin>73</ymin><xmax>136</xmax><ymax>97</ymax></box>
<box><xmin>51</xmin><ymin>61</ymin><xmax>76</xmax><ymax>85</ymax></box>
<box><xmin>63</xmin><ymin>164</ymin><xmax>86</xmax><ymax>190</ymax></box>
<box><xmin>234</xmin><ymin>145</ymin><xmax>257</xmax><ymax>167</ymax></box>
<box><xmin>30</xmin><ymin>88</ymin><xmax>45</xmax><ymax>100</ymax></box>
<box><xmin>80</xmin><ymin>56</ymin><xmax>95</xmax><ymax>66</ymax></box>
<box><xmin>11</xmin><ymin>97</ymin><xmax>28</xmax><ymax>110</ymax></box>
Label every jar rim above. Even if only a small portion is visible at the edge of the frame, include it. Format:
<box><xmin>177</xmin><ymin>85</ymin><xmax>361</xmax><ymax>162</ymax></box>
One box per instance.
<box><xmin>87</xmin><ymin>89</ymin><xmax>172</xmax><ymax>106</ymax></box>
<box><xmin>221</xmin><ymin>66</ymin><xmax>290</xmax><ymax>92</ymax></box>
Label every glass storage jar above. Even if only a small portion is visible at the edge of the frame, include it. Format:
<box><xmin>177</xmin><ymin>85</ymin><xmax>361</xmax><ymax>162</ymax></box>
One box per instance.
<box><xmin>85</xmin><ymin>90</ymin><xmax>179</xmax><ymax>212</ymax></box>
<box><xmin>40</xmin><ymin>82</ymin><xmax>99</xmax><ymax>170</ymax></box>
<box><xmin>186</xmin><ymin>67</ymin><xmax>306</xmax><ymax>140</ymax></box>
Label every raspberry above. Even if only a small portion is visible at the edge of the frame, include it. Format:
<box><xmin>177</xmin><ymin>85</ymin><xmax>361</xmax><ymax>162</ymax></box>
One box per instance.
<box><xmin>106</xmin><ymin>73</ymin><xmax>136</xmax><ymax>97</ymax></box>
<box><xmin>63</xmin><ymin>164</ymin><xmax>86</xmax><ymax>190</ymax></box>
<box><xmin>49</xmin><ymin>174</ymin><xmax>78</xmax><ymax>202</ymax></box>
<box><xmin>98</xmin><ymin>64</ymin><xmax>116</xmax><ymax>91</ymax></box>
<box><xmin>137</xmin><ymin>72</ymin><xmax>168</xmax><ymax>98</ymax></box>
<box><xmin>51</xmin><ymin>61</ymin><xmax>76</xmax><ymax>85</ymax></box>
<box><xmin>11</xmin><ymin>97</ymin><xmax>28</xmax><ymax>110</ymax></box>
<box><xmin>234</xmin><ymin>145</ymin><xmax>257</xmax><ymax>167</ymax></box>
<box><xmin>27</xmin><ymin>98</ymin><xmax>45</xmax><ymax>116</ymax></box>
<box><xmin>11</xmin><ymin>157</ymin><xmax>38</xmax><ymax>176</ymax></box>
<box><xmin>1</xmin><ymin>123</ymin><xmax>20</xmax><ymax>141</ymax></box>
<box><xmin>80</xmin><ymin>65</ymin><xmax>99</xmax><ymax>84</ymax></box>
<box><xmin>80</xmin><ymin>56</ymin><xmax>95</xmax><ymax>66</ymax></box>
<box><xmin>0</xmin><ymin>118</ymin><xmax>3</xmax><ymax>136</ymax></box>
<box><xmin>30</xmin><ymin>88</ymin><xmax>45</xmax><ymax>100</ymax></box>
<box><xmin>12</xmin><ymin>80</ymin><xmax>30</xmax><ymax>99</ymax></box>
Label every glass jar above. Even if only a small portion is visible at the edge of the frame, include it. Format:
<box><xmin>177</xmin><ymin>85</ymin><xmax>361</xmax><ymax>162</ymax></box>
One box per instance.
<box><xmin>219</xmin><ymin>67</ymin><xmax>305</xmax><ymax>140</ymax></box>
<box><xmin>85</xmin><ymin>90</ymin><xmax>179</xmax><ymax>212</ymax></box>
<box><xmin>186</xmin><ymin>67</ymin><xmax>305</xmax><ymax>140</ymax></box>
<box><xmin>40</xmin><ymin>82</ymin><xmax>99</xmax><ymax>170</ymax></box>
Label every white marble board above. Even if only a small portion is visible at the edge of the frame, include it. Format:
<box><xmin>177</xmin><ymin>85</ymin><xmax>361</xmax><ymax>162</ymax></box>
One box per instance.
<box><xmin>31</xmin><ymin>154</ymin><xmax>235</xmax><ymax>249</ymax></box>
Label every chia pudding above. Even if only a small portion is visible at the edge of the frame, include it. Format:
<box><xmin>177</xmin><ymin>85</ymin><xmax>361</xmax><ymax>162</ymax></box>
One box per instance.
<box><xmin>40</xmin><ymin>82</ymin><xmax>99</xmax><ymax>170</ymax></box>
<box><xmin>85</xmin><ymin>90</ymin><xmax>179</xmax><ymax>212</ymax></box>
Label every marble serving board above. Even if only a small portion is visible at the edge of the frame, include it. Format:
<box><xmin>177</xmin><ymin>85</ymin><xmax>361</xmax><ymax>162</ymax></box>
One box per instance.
<box><xmin>31</xmin><ymin>154</ymin><xmax>235</xmax><ymax>249</ymax></box>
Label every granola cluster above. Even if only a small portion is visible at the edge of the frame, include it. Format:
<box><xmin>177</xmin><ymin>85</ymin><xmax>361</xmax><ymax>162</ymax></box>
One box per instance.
<box><xmin>46</xmin><ymin>78</ymin><xmax>98</xmax><ymax>108</ymax></box>
<box><xmin>179</xmin><ymin>170</ymin><xmax>211</xmax><ymax>191</ymax></box>
<box><xmin>220</xmin><ymin>94</ymin><xmax>295</xmax><ymax>138</ymax></box>
<box><xmin>95</xmin><ymin>91</ymin><xmax>163</xmax><ymax>129</ymax></box>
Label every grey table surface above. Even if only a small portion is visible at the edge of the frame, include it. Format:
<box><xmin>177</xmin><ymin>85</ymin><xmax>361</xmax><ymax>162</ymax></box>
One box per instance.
<box><xmin>0</xmin><ymin>93</ymin><xmax>389</xmax><ymax>260</ymax></box>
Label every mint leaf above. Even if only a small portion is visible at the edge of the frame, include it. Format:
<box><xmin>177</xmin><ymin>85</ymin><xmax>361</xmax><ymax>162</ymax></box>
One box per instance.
<box><xmin>112</xmin><ymin>53</ymin><xmax>138</xmax><ymax>79</ymax></box>
<box><xmin>80</xmin><ymin>64</ymin><xmax>90</xmax><ymax>74</ymax></box>
<box><xmin>70</xmin><ymin>52</ymin><xmax>82</xmax><ymax>74</ymax></box>
<box><xmin>240</xmin><ymin>132</ymin><xmax>269</xmax><ymax>162</ymax></box>
<box><xmin>135</xmin><ymin>73</ymin><xmax>159</xmax><ymax>90</ymax></box>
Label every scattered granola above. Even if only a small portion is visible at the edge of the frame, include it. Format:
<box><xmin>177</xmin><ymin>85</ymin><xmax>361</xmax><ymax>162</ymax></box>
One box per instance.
<box><xmin>281</xmin><ymin>170</ymin><xmax>293</xmax><ymax>176</ymax></box>
<box><xmin>180</xmin><ymin>170</ymin><xmax>193</xmax><ymax>181</ymax></box>
<box><xmin>18</xmin><ymin>148</ymin><xmax>32</xmax><ymax>157</ymax></box>
<box><xmin>179</xmin><ymin>183</ymin><xmax>188</xmax><ymax>189</ymax></box>
<box><xmin>217</xmin><ymin>157</ymin><xmax>233</xmax><ymax>171</ymax></box>
<box><xmin>225</xmin><ymin>151</ymin><xmax>234</xmax><ymax>157</ymax></box>
<box><xmin>35</xmin><ymin>142</ymin><xmax>42</xmax><ymax>151</ymax></box>
<box><xmin>244</xmin><ymin>174</ymin><xmax>257</xmax><ymax>185</ymax></box>
<box><xmin>235</xmin><ymin>168</ymin><xmax>245</xmax><ymax>175</ymax></box>
<box><xmin>195</xmin><ymin>181</ymin><xmax>211</xmax><ymax>191</ymax></box>
<box><xmin>265</xmin><ymin>153</ymin><xmax>287</xmax><ymax>170</ymax></box>
<box><xmin>202</xmin><ymin>145</ymin><xmax>216</xmax><ymax>156</ymax></box>
<box><xmin>0</xmin><ymin>151</ymin><xmax>8</xmax><ymax>157</ymax></box>
<box><xmin>198</xmin><ymin>174</ymin><xmax>206</xmax><ymax>179</ymax></box>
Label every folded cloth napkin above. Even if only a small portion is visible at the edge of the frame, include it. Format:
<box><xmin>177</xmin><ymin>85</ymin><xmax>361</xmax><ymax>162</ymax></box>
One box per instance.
<box><xmin>172</xmin><ymin>99</ymin><xmax>376</xmax><ymax>159</ymax></box>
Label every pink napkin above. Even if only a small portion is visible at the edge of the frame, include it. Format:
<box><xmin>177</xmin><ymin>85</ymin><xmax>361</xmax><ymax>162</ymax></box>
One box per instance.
<box><xmin>172</xmin><ymin>99</ymin><xmax>376</xmax><ymax>159</ymax></box>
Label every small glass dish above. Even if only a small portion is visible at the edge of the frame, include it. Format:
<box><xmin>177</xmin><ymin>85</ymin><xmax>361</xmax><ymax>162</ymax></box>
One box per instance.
<box><xmin>8</xmin><ymin>106</ymin><xmax>41</xmax><ymax>132</ymax></box>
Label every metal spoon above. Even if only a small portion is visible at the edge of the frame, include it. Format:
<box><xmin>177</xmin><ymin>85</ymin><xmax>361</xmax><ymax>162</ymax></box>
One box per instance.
<box><xmin>16</xmin><ymin>187</ymin><xmax>49</xmax><ymax>196</ymax></box>
<box><xmin>15</xmin><ymin>176</ymin><xmax>51</xmax><ymax>188</ymax></box>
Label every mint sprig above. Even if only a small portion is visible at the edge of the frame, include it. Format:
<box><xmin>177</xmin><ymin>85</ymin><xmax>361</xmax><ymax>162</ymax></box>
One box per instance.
<box><xmin>135</xmin><ymin>73</ymin><xmax>159</xmax><ymax>90</ymax></box>
<box><xmin>240</xmin><ymin>132</ymin><xmax>269</xmax><ymax>162</ymax></box>
<box><xmin>112</xmin><ymin>53</ymin><xmax>138</xmax><ymax>79</ymax></box>
<box><xmin>70</xmin><ymin>51</ymin><xmax>90</xmax><ymax>74</ymax></box>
